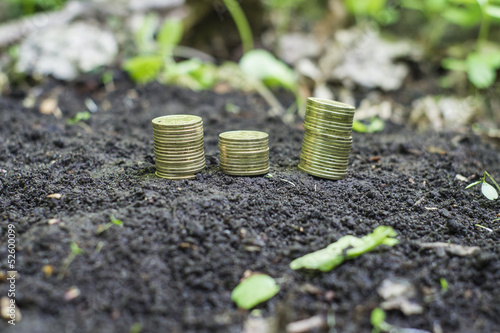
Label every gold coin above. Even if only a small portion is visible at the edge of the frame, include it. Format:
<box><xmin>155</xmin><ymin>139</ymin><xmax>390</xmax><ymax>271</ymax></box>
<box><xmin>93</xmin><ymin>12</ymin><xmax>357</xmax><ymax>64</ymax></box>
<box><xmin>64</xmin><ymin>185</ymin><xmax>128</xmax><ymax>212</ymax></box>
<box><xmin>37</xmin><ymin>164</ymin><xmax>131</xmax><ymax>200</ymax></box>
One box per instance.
<box><xmin>153</xmin><ymin>129</ymin><xmax>203</xmax><ymax>138</ymax></box>
<box><xmin>304</xmin><ymin>130</ymin><xmax>353</xmax><ymax>142</ymax></box>
<box><xmin>300</xmin><ymin>158</ymin><xmax>348</xmax><ymax>170</ymax></box>
<box><xmin>152</xmin><ymin>115</ymin><xmax>202</xmax><ymax>129</ymax></box>
<box><xmin>306</xmin><ymin>107</ymin><xmax>355</xmax><ymax>121</ymax></box>
<box><xmin>221</xmin><ymin>167</ymin><xmax>270</xmax><ymax>176</ymax></box>
<box><xmin>220</xmin><ymin>161</ymin><xmax>269</xmax><ymax>169</ymax></box>
<box><xmin>300</xmin><ymin>156</ymin><xmax>349</xmax><ymax>169</ymax></box>
<box><xmin>219</xmin><ymin>130</ymin><xmax>269</xmax><ymax>142</ymax></box>
<box><xmin>301</xmin><ymin>141</ymin><xmax>351</xmax><ymax>157</ymax></box>
<box><xmin>300</xmin><ymin>148</ymin><xmax>350</xmax><ymax>162</ymax></box>
<box><xmin>301</xmin><ymin>138</ymin><xmax>351</xmax><ymax>152</ymax></box>
<box><xmin>304</xmin><ymin>123</ymin><xmax>351</xmax><ymax>137</ymax></box>
<box><xmin>305</xmin><ymin>116</ymin><xmax>353</xmax><ymax>129</ymax></box>
<box><xmin>154</xmin><ymin>140</ymin><xmax>204</xmax><ymax>149</ymax></box>
<box><xmin>155</xmin><ymin>171</ymin><xmax>197</xmax><ymax>180</ymax></box>
<box><xmin>154</xmin><ymin>137</ymin><xmax>203</xmax><ymax>147</ymax></box>
<box><xmin>155</xmin><ymin>154</ymin><xmax>205</xmax><ymax>163</ymax></box>
<box><xmin>300</xmin><ymin>149</ymin><xmax>349</xmax><ymax>164</ymax></box>
<box><xmin>298</xmin><ymin>164</ymin><xmax>346</xmax><ymax>180</ymax></box>
<box><xmin>307</xmin><ymin>98</ymin><xmax>355</xmax><ymax>112</ymax></box>
<box><xmin>302</xmin><ymin>138</ymin><xmax>352</xmax><ymax>151</ymax></box>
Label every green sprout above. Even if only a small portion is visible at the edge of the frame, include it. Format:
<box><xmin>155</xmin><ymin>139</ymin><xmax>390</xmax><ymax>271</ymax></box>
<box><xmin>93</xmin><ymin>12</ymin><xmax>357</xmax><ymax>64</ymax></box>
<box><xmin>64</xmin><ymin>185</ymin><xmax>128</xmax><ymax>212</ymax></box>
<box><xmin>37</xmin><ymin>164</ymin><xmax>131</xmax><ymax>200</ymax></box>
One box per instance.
<box><xmin>222</xmin><ymin>0</ymin><xmax>254</xmax><ymax>53</ymax></box>
<box><xmin>96</xmin><ymin>214</ymin><xmax>124</xmax><ymax>235</ymax></box>
<box><xmin>58</xmin><ymin>241</ymin><xmax>83</xmax><ymax>280</ymax></box>
<box><xmin>352</xmin><ymin>117</ymin><xmax>385</xmax><ymax>133</ymax></box>
<box><xmin>231</xmin><ymin>274</ymin><xmax>280</xmax><ymax>309</ymax></box>
<box><xmin>440</xmin><ymin>278</ymin><xmax>449</xmax><ymax>293</ymax></box>
<box><xmin>371</xmin><ymin>308</ymin><xmax>393</xmax><ymax>333</ymax></box>
<box><xmin>465</xmin><ymin>171</ymin><xmax>500</xmax><ymax>200</ymax></box>
<box><xmin>440</xmin><ymin>0</ymin><xmax>500</xmax><ymax>89</ymax></box>
<box><xmin>67</xmin><ymin>111</ymin><xmax>91</xmax><ymax>125</ymax></box>
<box><xmin>129</xmin><ymin>322</ymin><xmax>143</xmax><ymax>333</ymax></box>
<box><xmin>290</xmin><ymin>226</ymin><xmax>398</xmax><ymax>272</ymax></box>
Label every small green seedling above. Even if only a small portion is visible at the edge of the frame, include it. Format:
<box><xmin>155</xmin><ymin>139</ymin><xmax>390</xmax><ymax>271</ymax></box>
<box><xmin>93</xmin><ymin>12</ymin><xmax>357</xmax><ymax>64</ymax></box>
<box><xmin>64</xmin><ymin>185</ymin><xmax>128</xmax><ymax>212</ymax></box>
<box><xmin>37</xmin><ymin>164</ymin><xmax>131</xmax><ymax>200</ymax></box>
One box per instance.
<box><xmin>96</xmin><ymin>214</ymin><xmax>124</xmax><ymax>235</ymax></box>
<box><xmin>129</xmin><ymin>322</ymin><xmax>143</xmax><ymax>333</ymax></box>
<box><xmin>290</xmin><ymin>226</ymin><xmax>398</xmax><ymax>272</ymax></box>
<box><xmin>58</xmin><ymin>241</ymin><xmax>83</xmax><ymax>280</ymax></box>
<box><xmin>465</xmin><ymin>171</ymin><xmax>500</xmax><ymax>200</ymax></box>
<box><xmin>67</xmin><ymin>111</ymin><xmax>91</xmax><ymax>125</ymax></box>
<box><xmin>352</xmin><ymin>117</ymin><xmax>385</xmax><ymax>133</ymax></box>
<box><xmin>440</xmin><ymin>278</ymin><xmax>449</xmax><ymax>293</ymax></box>
<box><xmin>222</xmin><ymin>0</ymin><xmax>254</xmax><ymax>53</ymax></box>
<box><xmin>231</xmin><ymin>274</ymin><xmax>280</xmax><ymax>309</ymax></box>
<box><xmin>371</xmin><ymin>308</ymin><xmax>393</xmax><ymax>333</ymax></box>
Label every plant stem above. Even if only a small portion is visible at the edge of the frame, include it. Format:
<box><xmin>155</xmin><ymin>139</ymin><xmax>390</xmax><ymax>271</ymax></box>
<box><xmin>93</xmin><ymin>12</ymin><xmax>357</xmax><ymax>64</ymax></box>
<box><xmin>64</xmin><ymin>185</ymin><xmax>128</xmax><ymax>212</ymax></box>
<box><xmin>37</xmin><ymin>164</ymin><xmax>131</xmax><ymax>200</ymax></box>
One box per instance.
<box><xmin>485</xmin><ymin>171</ymin><xmax>500</xmax><ymax>192</ymax></box>
<box><xmin>477</xmin><ymin>1</ymin><xmax>491</xmax><ymax>49</ymax></box>
<box><xmin>222</xmin><ymin>0</ymin><xmax>254</xmax><ymax>53</ymax></box>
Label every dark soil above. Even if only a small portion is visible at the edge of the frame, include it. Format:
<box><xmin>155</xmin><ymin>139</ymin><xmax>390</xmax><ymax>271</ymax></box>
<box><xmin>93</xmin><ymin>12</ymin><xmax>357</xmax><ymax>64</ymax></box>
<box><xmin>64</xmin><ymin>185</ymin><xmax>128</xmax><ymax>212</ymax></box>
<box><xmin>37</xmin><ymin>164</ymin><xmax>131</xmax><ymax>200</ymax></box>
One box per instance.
<box><xmin>0</xmin><ymin>79</ymin><xmax>499</xmax><ymax>333</ymax></box>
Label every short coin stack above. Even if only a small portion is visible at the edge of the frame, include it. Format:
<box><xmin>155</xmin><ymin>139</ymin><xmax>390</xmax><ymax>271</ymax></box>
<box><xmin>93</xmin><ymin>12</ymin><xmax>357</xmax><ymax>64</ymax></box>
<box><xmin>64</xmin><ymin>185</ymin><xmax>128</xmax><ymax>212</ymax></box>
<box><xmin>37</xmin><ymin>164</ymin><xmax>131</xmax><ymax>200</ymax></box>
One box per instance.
<box><xmin>219</xmin><ymin>130</ymin><xmax>269</xmax><ymax>176</ymax></box>
<box><xmin>152</xmin><ymin>115</ymin><xmax>206</xmax><ymax>180</ymax></box>
<box><xmin>298</xmin><ymin>98</ymin><xmax>356</xmax><ymax>180</ymax></box>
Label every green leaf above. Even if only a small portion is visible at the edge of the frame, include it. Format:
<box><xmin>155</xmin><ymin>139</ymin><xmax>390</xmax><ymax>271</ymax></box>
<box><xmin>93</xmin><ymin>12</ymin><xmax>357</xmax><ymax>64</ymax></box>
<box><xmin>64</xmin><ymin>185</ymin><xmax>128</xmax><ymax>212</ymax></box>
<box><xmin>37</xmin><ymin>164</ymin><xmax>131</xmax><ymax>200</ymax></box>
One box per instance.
<box><xmin>353</xmin><ymin>120</ymin><xmax>368</xmax><ymax>133</ymax></box>
<box><xmin>440</xmin><ymin>278</ymin><xmax>449</xmax><ymax>292</ymax></box>
<box><xmin>239</xmin><ymin>49</ymin><xmax>297</xmax><ymax>92</ymax></box>
<box><xmin>290</xmin><ymin>226</ymin><xmax>398</xmax><ymax>272</ymax></box>
<box><xmin>123</xmin><ymin>56</ymin><xmax>163</xmax><ymax>84</ymax></box>
<box><xmin>466</xmin><ymin>53</ymin><xmax>497</xmax><ymax>89</ymax></box>
<box><xmin>352</xmin><ymin>118</ymin><xmax>385</xmax><ymax>133</ymax></box>
<box><xmin>481</xmin><ymin>182</ymin><xmax>499</xmax><ymax>200</ymax></box>
<box><xmin>401</xmin><ymin>0</ymin><xmax>424</xmax><ymax>11</ymax></box>
<box><xmin>442</xmin><ymin>58</ymin><xmax>467</xmax><ymax>71</ymax></box>
<box><xmin>442</xmin><ymin>7</ymin><xmax>482</xmax><ymax>27</ymax></box>
<box><xmin>110</xmin><ymin>214</ymin><xmax>123</xmax><ymax>227</ymax></box>
<box><xmin>136</xmin><ymin>13</ymin><xmax>159</xmax><ymax>54</ymax></box>
<box><xmin>157</xmin><ymin>19</ymin><xmax>183</xmax><ymax>53</ymax></box>
<box><xmin>484</xmin><ymin>171</ymin><xmax>500</xmax><ymax>192</ymax></box>
<box><xmin>485</xmin><ymin>5</ymin><xmax>500</xmax><ymax>18</ymax></box>
<box><xmin>465</xmin><ymin>180</ymin><xmax>483</xmax><ymax>189</ymax></box>
<box><xmin>70</xmin><ymin>242</ymin><xmax>83</xmax><ymax>255</ymax></box>
<box><xmin>231</xmin><ymin>274</ymin><xmax>280</xmax><ymax>309</ymax></box>
<box><xmin>67</xmin><ymin>111</ymin><xmax>91</xmax><ymax>125</ymax></box>
<box><xmin>370</xmin><ymin>308</ymin><xmax>386</xmax><ymax>331</ymax></box>
<box><xmin>367</xmin><ymin>117</ymin><xmax>385</xmax><ymax>133</ymax></box>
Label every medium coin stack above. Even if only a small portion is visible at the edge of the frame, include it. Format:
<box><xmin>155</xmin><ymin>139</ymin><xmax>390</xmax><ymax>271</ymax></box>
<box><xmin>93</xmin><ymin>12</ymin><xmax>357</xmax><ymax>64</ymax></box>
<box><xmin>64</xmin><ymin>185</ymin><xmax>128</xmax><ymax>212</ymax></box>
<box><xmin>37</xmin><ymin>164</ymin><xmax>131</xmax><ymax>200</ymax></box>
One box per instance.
<box><xmin>219</xmin><ymin>130</ymin><xmax>269</xmax><ymax>176</ymax></box>
<box><xmin>152</xmin><ymin>115</ymin><xmax>206</xmax><ymax>180</ymax></box>
<box><xmin>298</xmin><ymin>98</ymin><xmax>356</xmax><ymax>180</ymax></box>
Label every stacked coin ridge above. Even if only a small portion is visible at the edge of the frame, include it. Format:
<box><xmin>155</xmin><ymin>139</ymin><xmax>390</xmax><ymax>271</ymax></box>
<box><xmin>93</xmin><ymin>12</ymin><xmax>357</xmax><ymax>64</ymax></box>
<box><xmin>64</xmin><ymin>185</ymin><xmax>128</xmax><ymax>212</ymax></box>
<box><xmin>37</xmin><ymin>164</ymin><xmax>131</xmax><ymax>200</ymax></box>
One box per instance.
<box><xmin>298</xmin><ymin>98</ymin><xmax>355</xmax><ymax>180</ymax></box>
<box><xmin>152</xmin><ymin>115</ymin><xmax>206</xmax><ymax>180</ymax></box>
<box><xmin>219</xmin><ymin>130</ymin><xmax>269</xmax><ymax>176</ymax></box>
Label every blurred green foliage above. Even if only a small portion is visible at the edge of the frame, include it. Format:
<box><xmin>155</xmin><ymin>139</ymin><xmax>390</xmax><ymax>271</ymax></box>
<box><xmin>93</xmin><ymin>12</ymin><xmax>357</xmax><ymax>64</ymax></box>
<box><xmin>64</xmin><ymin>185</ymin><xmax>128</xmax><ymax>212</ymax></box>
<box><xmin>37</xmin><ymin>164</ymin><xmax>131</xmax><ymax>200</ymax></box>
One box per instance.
<box><xmin>4</xmin><ymin>0</ymin><xmax>67</xmax><ymax>20</ymax></box>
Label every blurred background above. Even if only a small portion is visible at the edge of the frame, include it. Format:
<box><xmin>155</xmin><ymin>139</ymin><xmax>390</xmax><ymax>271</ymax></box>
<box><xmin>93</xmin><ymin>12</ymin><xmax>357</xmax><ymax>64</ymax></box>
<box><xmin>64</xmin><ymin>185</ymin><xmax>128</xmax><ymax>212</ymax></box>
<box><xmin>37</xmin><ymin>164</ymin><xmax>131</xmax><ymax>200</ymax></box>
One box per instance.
<box><xmin>0</xmin><ymin>0</ymin><xmax>499</xmax><ymax>136</ymax></box>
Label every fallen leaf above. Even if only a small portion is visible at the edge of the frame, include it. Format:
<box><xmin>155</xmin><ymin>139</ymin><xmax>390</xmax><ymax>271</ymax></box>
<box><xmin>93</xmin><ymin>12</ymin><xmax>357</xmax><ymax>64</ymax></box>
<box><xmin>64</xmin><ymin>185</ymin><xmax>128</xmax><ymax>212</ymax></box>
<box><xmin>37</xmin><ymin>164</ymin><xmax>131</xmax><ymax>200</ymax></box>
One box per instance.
<box><xmin>1</xmin><ymin>296</ymin><xmax>22</xmax><ymax>322</ymax></box>
<box><xmin>64</xmin><ymin>286</ymin><xmax>81</xmax><ymax>301</ymax></box>
<box><xmin>48</xmin><ymin>218</ymin><xmax>60</xmax><ymax>225</ymax></box>
<box><xmin>39</xmin><ymin>98</ymin><xmax>62</xmax><ymax>118</ymax></box>
<box><xmin>42</xmin><ymin>265</ymin><xmax>54</xmax><ymax>278</ymax></box>
<box><xmin>231</xmin><ymin>274</ymin><xmax>280</xmax><ymax>310</ymax></box>
<box><xmin>426</xmin><ymin>146</ymin><xmax>447</xmax><ymax>155</ymax></box>
<box><xmin>378</xmin><ymin>278</ymin><xmax>423</xmax><ymax>316</ymax></box>
<box><xmin>418</xmin><ymin>242</ymin><xmax>480</xmax><ymax>256</ymax></box>
<box><xmin>286</xmin><ymin>315</ymin><xmax>327</xmax><ymax>333</ymax></box>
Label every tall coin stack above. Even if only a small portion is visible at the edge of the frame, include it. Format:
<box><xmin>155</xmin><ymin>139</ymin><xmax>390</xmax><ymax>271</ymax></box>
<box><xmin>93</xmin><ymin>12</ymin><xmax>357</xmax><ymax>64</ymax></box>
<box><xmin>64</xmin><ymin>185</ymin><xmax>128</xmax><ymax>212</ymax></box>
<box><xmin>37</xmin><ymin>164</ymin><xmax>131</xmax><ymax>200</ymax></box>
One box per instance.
<box><xmin>152</xmin><ymin>115</ymin><xmax>206</xmax><ymax>180</ymax></box>
<box><xmin>298</xmin><ymin>98</ymin><xmax>356</xmax><ymax>180</ymax></box>
<box><xmin>219</xmin><ymin>131</ymin><xmax>270</xmax><ymax>176</ymax></box>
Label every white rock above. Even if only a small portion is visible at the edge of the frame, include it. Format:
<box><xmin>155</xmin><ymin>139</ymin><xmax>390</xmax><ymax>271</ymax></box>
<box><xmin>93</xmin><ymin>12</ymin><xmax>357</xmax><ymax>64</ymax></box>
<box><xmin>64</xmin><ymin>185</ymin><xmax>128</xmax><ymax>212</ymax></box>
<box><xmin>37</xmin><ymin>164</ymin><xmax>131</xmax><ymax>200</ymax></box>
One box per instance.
<box><xmin>278</xmin><ymin>33</ymin><xmax>321</xmax><ymax>65</ymax></box>
<box><xmin>17</xmin><ymin>22</ymin><xmax>118</xmax><ymax>80</ymax></box>
<box><xmin>325</xmin><ymin>26</ymin><xmax>420</xmax><ymax>91</ymax></box>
